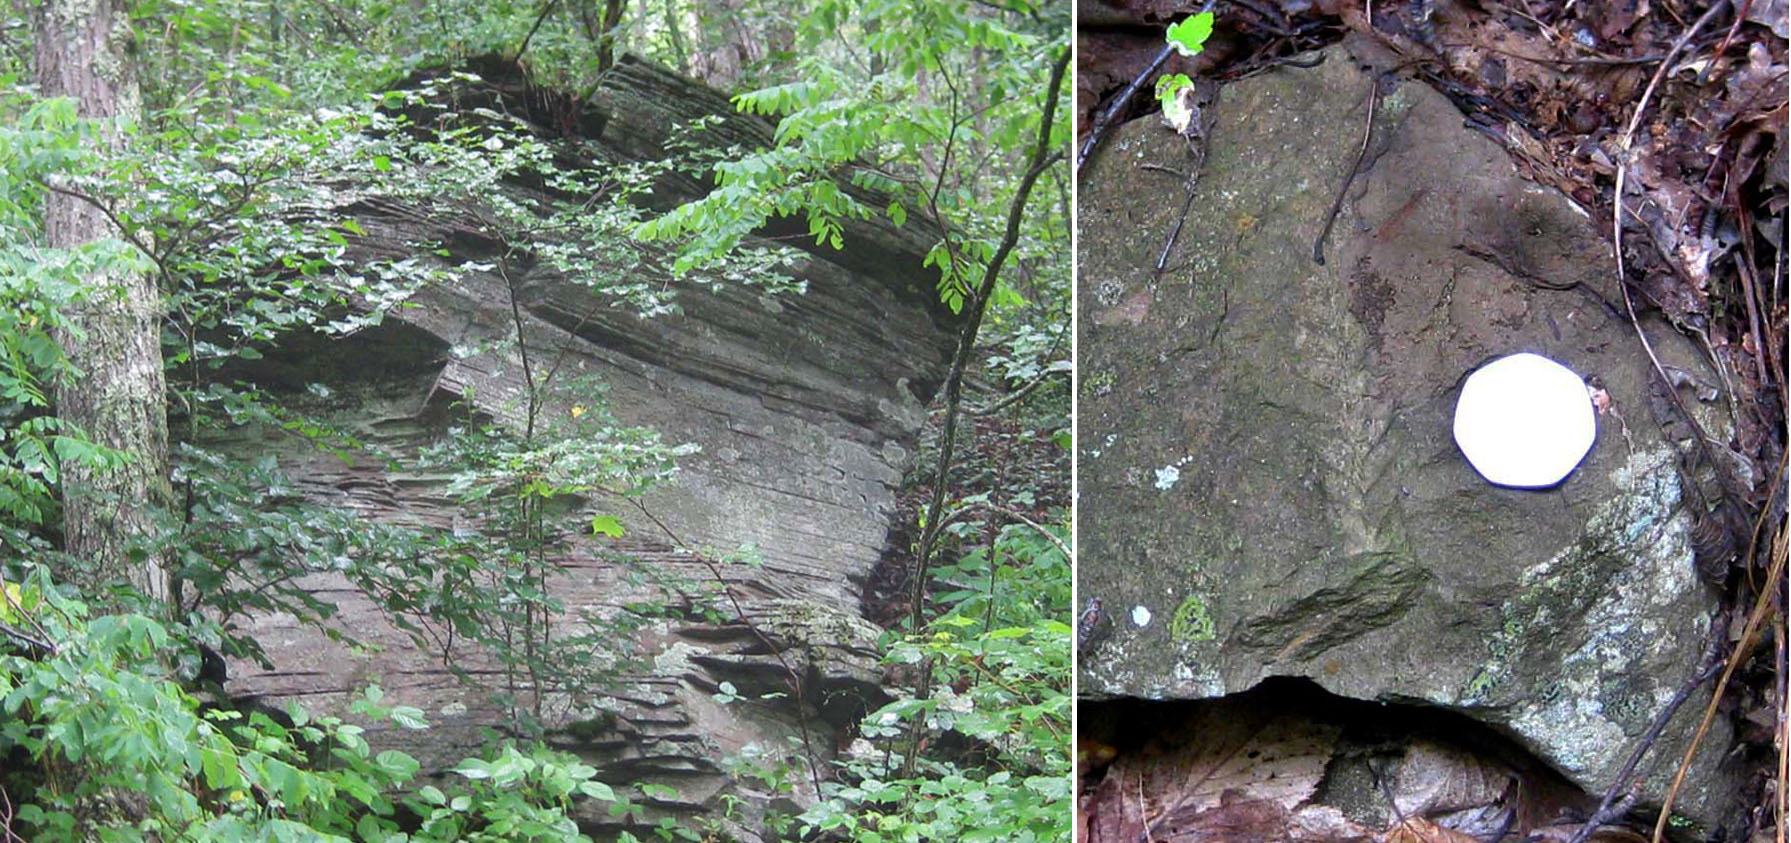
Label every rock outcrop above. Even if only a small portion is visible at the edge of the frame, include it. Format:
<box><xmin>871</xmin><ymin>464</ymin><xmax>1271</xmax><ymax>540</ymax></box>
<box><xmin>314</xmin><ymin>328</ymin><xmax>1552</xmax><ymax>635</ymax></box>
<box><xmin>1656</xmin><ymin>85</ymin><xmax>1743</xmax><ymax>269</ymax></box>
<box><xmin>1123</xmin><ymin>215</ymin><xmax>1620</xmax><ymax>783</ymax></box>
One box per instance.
<box><xmin>1077</xmin><ymin>38</ymin><xmax>1738</xmax><ymax>831</ymax></box>
<box><xmin>212</xmin><ymin>56</ymin><xmax>957</xmax><ymax>839</ymax></box>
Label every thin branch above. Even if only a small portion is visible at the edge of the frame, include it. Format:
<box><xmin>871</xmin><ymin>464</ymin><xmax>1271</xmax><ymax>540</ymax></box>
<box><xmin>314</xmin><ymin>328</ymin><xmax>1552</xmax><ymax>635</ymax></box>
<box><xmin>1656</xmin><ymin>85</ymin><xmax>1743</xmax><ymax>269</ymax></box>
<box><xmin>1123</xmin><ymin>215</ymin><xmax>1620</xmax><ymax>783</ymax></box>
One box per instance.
<box><xmin>0</xmin><ymin>783</ymin><xmax>26</xmax><ymax>843</ymax></box>
<box><xmin>0</xmin><ymin>620</ymin><xmax>54</xmax><ymax>658</ymax></box>
<box><xmin>497</xmin><ymin>254</ymin><xmax>541</xmax><ymax>439</ymax></box>
<box><xmin>900</xmin><ymin>47</ymin><xmax>1069</xmax><ymax>782</ymax></box>
<box><xmin>909</xmin><ymin>46</ymin><xmax>1071</xmax><ymax>635</ymax></box>
<box><xmin>42</xmin><ymin>183</ymin><xmax>163</xmax><ymax>274</ymax></box>
<box><xmin>969</xmin><ymin>365</ymin><xmax>1066</xmax><ymax>416</ymax></box>
<box><xmin>1313</xmin><ymin>72</ymin><xmax>1382</xmax><ymax>266</ymax></box>
<box><xmin>514</xmin><ymin>0</ymin><xmax>563</xmax><ymax>62</ymax></box>
<box><xmin>1565</xmin><ymin>616</ymin><xmax>1726</xmax><ymax>843</ymax></box>
<box><xmin>1076</xmin><ymin>0</ymin><xmax>1218</xmax><ymax>176</ymax></box>
<box><xmin>971</xmin><ymin>319</ymin><xmax>1068</xmax><ymax>416</ymax></box>
<box><xmin>1609</xmin><ymin>0</ymin><xmax>1746</xmax><ymax>511</ymax></box>
<box><xmin>935</xmin><ymin>500</ymin><xmax>1071</xmax><ymax>563</ymax></box>
<box><xmin>1650</xmin><ymin>454</ymin><xmax>1786</xmax><ymax>843</ymax></box>
<box><xmin>1439</xmin><ymin>41</ymin><xmax>1671</xmax><ymax>67</ymax></box>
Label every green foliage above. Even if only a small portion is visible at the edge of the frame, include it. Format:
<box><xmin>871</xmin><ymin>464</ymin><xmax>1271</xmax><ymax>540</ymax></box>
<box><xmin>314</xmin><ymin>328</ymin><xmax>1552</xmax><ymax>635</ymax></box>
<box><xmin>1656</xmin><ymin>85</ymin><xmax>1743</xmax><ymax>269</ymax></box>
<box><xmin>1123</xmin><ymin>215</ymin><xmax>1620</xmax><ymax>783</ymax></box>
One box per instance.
<box><xmin>768</xmin><ymin>516</ymin><xmax>1070</xmax><ymax>842</ymax></box>
<box><xmin>1155</xmin><ymin>73</ymin><xmax>1198</xmax><ymax>134</ymax></box>
<box><xmin>1156</xmin><ymin>13</ymin><xmax>1214</xmax><ymax>135</ymax></box>
<box><xmin>0</xmin><ymin>91</ymin><xmax>139</xmax><ymax>536</ymax></box>
<box><xmin>1165</xmin><ymin>12</ymin><xmax>1215</xmax><ymax>57</ymax></box>
<box><xmin>0</xmin><ymin>564</ymin><xmax>628</xmax><ymax>841</ymax></box>
<box><xmin>1</xmin><ymin>1</ymin><xmax>1072</xmax><ymax>840</ymax></box>
<box><xmin>636</xmin><ymin>0</ymin><xmax>1070</xmax><ymax>318</ymax></box>
<box><xmin>802</xmin><ymin>611</ymin><xmax>1070</xmax><ymax>842</ymax></box>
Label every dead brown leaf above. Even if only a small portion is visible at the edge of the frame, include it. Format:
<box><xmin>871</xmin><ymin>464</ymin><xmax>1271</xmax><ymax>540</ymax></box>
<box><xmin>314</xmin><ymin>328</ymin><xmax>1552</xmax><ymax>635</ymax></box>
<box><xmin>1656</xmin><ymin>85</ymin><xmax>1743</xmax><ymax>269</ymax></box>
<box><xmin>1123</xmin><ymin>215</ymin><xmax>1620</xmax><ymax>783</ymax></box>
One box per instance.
<box><xmin>1379</xmin><ymin>817</ymin><xmax>1482</xmax><ymax>843</ymax></box>
<box><xmin>1083</xmin><ymin>699</ymin><xmax>1341</xmax><ymax>842</ymax></box>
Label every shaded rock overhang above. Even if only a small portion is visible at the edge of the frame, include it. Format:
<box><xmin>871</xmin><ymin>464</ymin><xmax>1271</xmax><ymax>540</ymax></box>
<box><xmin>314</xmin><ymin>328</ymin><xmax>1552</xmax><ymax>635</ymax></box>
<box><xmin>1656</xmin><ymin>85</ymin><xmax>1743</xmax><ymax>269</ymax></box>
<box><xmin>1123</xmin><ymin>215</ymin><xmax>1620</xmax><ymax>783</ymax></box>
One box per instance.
<box><xmin>206</xmin><ymin>53</ymin><xmax>962</xmax><ymax>829</ymax></box>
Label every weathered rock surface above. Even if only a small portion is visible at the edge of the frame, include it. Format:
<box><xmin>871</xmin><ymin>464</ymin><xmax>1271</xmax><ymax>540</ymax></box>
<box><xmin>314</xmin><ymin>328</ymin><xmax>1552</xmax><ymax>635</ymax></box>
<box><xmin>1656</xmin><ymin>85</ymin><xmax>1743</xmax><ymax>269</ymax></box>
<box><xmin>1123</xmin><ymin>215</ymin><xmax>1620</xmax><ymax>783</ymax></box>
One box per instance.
<box><xmin>214</xmin><ymin>57</ymin><xmax>955</xmax><ymax>838</ymax></box>
<box><xmin>1077</xmin><ymin>39</ymin><xmax>1738</xmax><ymax>829</ymax></box>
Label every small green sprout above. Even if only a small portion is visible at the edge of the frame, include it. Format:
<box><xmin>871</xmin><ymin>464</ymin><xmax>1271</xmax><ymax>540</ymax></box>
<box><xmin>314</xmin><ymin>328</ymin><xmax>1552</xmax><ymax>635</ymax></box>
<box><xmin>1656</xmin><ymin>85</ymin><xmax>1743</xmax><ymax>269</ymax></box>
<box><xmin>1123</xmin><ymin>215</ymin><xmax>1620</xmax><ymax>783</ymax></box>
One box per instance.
<box><xmin>1156</xmin><ymin>74</ymin><xmax>1198</xmax><ymax>134</ymax></box>
<box><xmin>1155</xmin><ymin>12</ymin><xmax>1215</xmax><ymax>134</ymax></box>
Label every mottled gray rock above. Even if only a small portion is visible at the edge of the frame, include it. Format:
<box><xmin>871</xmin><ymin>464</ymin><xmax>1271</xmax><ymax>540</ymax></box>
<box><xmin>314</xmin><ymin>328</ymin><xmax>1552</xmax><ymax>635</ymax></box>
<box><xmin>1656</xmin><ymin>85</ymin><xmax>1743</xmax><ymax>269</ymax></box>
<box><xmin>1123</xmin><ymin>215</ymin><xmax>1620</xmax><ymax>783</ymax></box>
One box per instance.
<box><xmin>1077</xmin><ymin>39</ymin><xmax>1737</xmax><ymax>829</ymax></box>
<box><xmin>213</xmin><ymin>57</ymin><xmax>952</xmax><ymax>836</ymax></box>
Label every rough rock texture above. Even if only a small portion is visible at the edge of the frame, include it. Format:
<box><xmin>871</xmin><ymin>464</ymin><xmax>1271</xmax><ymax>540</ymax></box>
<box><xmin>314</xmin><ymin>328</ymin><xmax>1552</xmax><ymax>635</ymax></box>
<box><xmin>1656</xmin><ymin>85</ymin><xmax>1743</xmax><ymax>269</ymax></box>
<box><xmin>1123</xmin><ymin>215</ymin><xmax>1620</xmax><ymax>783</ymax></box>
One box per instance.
<box><xmin>216</xmin><ymin>57</ymin><xmax>955</xmax><ymax>838</ymax></box>
<box><xmin>1077</xmin><ymin>39</ymin><xmax>1738</xmax><ymax>829</ymax></box>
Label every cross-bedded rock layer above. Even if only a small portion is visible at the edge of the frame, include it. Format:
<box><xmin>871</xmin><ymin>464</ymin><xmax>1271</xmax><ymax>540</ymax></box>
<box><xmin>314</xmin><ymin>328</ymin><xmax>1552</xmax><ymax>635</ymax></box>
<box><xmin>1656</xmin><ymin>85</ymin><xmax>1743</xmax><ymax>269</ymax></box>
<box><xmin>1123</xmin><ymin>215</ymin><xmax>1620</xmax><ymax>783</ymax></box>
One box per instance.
<box><xmin>213</xmin><ymin>56</ymin><xmax>956</xmax><ymax>839</ymax></box>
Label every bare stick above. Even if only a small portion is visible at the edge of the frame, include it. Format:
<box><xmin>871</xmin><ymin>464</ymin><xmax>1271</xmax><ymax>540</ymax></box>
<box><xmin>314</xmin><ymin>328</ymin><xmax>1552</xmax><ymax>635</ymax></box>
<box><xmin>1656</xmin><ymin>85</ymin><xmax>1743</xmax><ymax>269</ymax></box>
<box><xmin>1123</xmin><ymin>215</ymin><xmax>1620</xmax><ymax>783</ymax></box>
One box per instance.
<box><xmin>1609</xmin><ymin>2</ymin><xmax>1743</xmax><ymax>513</ymax></box>
<box><xmin>1650</xmin><ymin>454</ymin><xmax>1786</xmax><ymax>843</ymax></box>
<box><xmin>1312</xmin><ymin>73</ymin><xmax>1381</xmax><ymax>266</ymax></box>
<box><xmin>618</xmin><ymin>495</ymin><xmax>827</xmax><ymax>798</ymax></box>
<box><xmin>1157</xmin><ymin>185</ymin><xmax>1202</xmax><ymax>272</ymax></box>
<box><xmin>1565</xmin><ymin>620</ymin><xmax>1725</xmax><ymax>843</ymax></box>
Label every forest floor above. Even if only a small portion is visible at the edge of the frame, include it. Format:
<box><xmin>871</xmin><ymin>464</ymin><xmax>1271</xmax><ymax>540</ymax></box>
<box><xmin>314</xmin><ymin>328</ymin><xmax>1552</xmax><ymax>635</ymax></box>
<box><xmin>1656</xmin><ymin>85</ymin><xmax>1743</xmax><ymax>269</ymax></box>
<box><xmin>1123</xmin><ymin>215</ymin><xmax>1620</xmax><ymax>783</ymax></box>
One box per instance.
<box><xmin>864</xmin><ymin>380</ymin><xmax>1072</xmax><ymax>629</ymax></box>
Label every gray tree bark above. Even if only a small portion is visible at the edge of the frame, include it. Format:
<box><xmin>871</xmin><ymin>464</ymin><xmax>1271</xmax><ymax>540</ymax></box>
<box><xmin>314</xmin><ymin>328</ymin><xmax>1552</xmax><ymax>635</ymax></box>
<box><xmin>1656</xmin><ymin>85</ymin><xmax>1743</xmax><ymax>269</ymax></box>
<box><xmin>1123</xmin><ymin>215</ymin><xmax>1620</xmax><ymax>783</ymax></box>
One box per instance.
<box><xmin>686</xmin><ymin>0</ymin><xmax>793</xmax><ymax>91</ymax></box>
<box><xmin>36</xmin><ymin>0</ymin><xmax>173</xmax><ymax>602</ymax></box>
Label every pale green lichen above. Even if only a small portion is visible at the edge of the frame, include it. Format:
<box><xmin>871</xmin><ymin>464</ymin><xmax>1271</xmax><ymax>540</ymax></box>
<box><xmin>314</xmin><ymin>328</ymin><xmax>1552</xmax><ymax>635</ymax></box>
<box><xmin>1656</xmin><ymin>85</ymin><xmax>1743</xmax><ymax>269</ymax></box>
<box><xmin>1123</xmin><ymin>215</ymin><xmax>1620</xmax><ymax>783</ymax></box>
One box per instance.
<box><xmin>1170</xmin><ymin>594</ymin><xmax>1217</xmax><ymax>644</ymax></box>
<box><xmin>1459</xmin><ymin>447</ymin><xmax>1690</xmax><ymax>708</ymax></box>
<box><xmin>1086</xmin><ymin>368</ymin><xmax>1117</xmax><ymax>398</ymax></box>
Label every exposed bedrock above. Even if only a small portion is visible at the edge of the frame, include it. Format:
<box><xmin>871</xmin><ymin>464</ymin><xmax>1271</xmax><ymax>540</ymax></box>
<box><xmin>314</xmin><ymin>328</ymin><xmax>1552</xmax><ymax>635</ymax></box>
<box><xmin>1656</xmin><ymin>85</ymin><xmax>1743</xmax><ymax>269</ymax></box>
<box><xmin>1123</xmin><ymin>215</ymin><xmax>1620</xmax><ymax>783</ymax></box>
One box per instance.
<box><xmin>211</xmin><ymin>56</ymin><xmax>957</xmax><ymax>838</ymax></box>
<box><xmin>1077</xmin><ymin>38</ymin><xmax>1738</xmax><ymax>830</ymax></box>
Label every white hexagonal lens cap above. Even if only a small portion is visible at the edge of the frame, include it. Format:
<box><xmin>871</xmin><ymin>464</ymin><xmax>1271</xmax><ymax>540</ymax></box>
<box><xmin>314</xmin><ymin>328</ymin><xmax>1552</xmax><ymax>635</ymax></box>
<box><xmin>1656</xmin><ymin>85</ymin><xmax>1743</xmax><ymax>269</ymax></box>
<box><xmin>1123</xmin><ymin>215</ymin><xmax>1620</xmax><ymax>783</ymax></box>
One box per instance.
<box><xmin>1453</xmin><ymin>352</ymin><xmax>1596</xmax><ymax>488</ymax></box>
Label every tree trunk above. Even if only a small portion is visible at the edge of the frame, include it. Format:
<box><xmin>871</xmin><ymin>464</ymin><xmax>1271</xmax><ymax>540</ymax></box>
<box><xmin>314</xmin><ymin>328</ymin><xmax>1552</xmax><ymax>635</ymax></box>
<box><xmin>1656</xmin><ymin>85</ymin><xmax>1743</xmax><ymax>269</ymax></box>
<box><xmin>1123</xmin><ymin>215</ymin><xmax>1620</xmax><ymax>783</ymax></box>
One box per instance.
<box><xmin>36</xmin><ymin>0</ymin><xmax>173</xmax><ymax>603</ymax></box>
<box><xmin>686</xmin><ymin>0</ymin><xmax>792</xmax><ymax>91</ymax></box>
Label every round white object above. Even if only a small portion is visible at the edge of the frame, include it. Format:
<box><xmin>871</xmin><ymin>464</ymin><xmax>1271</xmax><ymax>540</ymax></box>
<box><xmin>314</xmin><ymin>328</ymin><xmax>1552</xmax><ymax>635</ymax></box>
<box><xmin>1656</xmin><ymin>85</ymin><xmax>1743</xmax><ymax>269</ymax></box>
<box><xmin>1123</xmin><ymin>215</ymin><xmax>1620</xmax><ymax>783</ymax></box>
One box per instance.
<box><xmin>1131</xmin><ymin>605</ymin><xmax>1152</xmax><ymax>627</ymax></box>
<box><xmin>1452</xmin><ymin>352</ymin><xmax>1596</xmax><ymax>488</ymax></box>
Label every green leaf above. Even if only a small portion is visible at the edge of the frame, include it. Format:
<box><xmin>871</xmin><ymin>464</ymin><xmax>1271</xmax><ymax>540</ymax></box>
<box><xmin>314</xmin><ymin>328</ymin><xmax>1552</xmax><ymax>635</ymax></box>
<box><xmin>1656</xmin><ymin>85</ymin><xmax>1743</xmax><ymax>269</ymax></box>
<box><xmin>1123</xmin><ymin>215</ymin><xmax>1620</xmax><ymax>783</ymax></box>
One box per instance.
<box><xmin>579</xmin><ymin>780</ymin><xmax>616</xmax><ymax>801</ymax></box>
<box><xmin>1166</xmin><ymin>12</ymin><xmax>1215</xmax><ymax>57</ymax></box>
<box><xmin>371</xmin><ymin>155</ymin><xmax>391</xmax><ymax>171</ymax></box>
<box><xmin>1155</xmin><ymin>74</ymin><xmax>1197</xmax><ymax>134</ymax></box>
<box><xmin>589</xmin><ymin>514</ymin><xmax>626</xmax><ymax>538</ymax></box>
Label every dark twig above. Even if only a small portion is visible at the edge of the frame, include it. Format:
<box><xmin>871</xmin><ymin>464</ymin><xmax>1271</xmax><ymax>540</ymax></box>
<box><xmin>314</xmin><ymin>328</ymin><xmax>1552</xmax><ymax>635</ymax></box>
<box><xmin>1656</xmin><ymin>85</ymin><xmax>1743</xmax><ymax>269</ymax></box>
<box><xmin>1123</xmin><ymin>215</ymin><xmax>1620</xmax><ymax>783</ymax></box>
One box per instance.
<box><xmin>1313</xmin><ymin>72</ymin><xmax>1383</xmax><ymax>266</ymax></box>
<box><xmin>1439</xmin><ymin>42</ymin><xmax>1671</xmax><ymax>66</ymax></box>
<box><xmin>901</xmin><ymin>47</ymin><xmax>1069</xmax><ymax>782</ymax></box>
<box><xmin>43</xmin><ymin>183</ymin><xmax>162</xmax><ymax>273</ymax></box>
<box><xmin>1078</xmin><ymin>45</ymin><xmax>1172</xmax><ymax>176</ymax></box>
<box><xmin>1564</xmin><ymin>617</ymin><xmax>1727</xmax><ymax>843</ymax></box>
<box><xmin>1228</xmin><ymin>0</ymin><xmax>1294</xmax><ymax>36</ymax></box>
<box><xmin>0</xmin><ymin>573</ymin><xmax>55</xmax><ymax>656</ymax></box>
<box><xmin>1651</xmin><ymin>454</ymin><xmax>1785</xmax><ymax>843</ymax></box>
<box><xmin>1157</xmin><ymin>185</ymin><xmax>1201</xmax><ymax>272</ymax></box>
<box><xmin>514</xmin><ymin>0</ymin><xmax>562</xmax><ymax>62</ymax></box>
<box><xmin>932</xmin><ymin>499</ymin><xmax>1071</xmax><ymax>562</ymax></box>
<box><xmin>969</xmin><ymin>365</ymin><xmax>1065</xmax><ymax>416</ymax></box>
<box><xmin>0</xmin><ymin>620</ymin><xmax>54</xmax><ymax>658</ymax></box>
<box><xmin>910</xmin><ymin>47</ymin><xmax>1069</xmax><ymax>632</ymax></box>
<box><xmin>971</xmin><ymin>321</ymin><xmax>1067</xmax><ymax>416</ymax></box>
